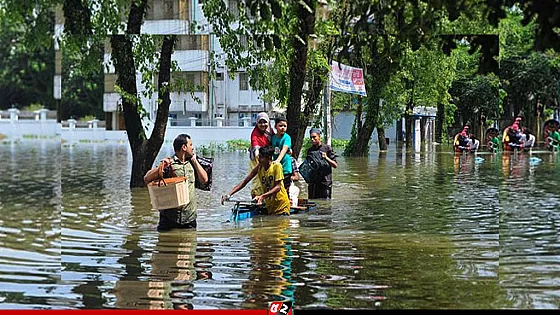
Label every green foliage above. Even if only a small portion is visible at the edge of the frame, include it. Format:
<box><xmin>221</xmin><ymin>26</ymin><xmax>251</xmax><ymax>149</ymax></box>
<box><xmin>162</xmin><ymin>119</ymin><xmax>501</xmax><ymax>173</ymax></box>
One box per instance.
<box><xmin>440</xmin><ymin>3</ymin><xmax>498</xmax><ymax>35</ymax></box>
<box><xmin>22</xmin><ymin>103</ymin><xmax>45</xmax><ymax>111</ymax></box>
<box><xmin>197</xmin><ymin>142</ymin><xmax>226</xmax><ymax>156</ymax></box>
<box><xmin>331</xmin><ymin>92</ymin><xmax>354</xmax><ymax>114</ymax></box>
<box><xmin>301</xmin><ymin>137</ymin><xmax>311</xmax><ymax>157</ymax></box>
<box><xmin>331</xmin><ymin>138</ymin><xmax>349</xmax><ymax>148</ymax></box>
<box><xmin>60</xmin><ymin>38</ymin><xmax>105</xmax><ymax>120</ymax></box>
<box><xmin>381</xmin><ymin>45</ymin><xmax>457</xmax><ymax>128</ymax></box>
<box><xmin>501</xmin><ymin>51</ymin><xmax>560</xmax><ymax>118</ymax></box>
<box><xmin>226</xmin><ymin>139</ymin><xmax>250</xmax><ymax>151</ymax></box>
<box><xmin>80</xmin><ymin>115</ymin><xmax>97</xmax><ymax>122</ymax></box>
<box><xmin>499</xmin><ymin>7</ymin><xmax>536</xmax><ymax>60</ymax></box>
<box><xmin>0</xmin><ymin>4</ymin><xmax>56</xmax><ymax>110</ymax></box>
<box><xmin>196</xmin><ymin>139</ymin><xmax>251</xmax><ymax>155</ymax></box>
<box><xmin>451</xmin><ymin>72</ymin><xmax>502</xmax><ymax>124</ymax></box>
<box><xmin>498</xmin><ymin>8</ymin><xmax>559</xmax><ymax>120</ymax></box>
<box><xmin>203</xmin><ymin>0</ymin><xmax>329</xmax><ymax>111</ymax></box>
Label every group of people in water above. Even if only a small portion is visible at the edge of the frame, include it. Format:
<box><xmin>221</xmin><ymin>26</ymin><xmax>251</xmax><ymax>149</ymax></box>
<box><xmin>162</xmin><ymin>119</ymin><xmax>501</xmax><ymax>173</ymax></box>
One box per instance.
<box><xmin>221</xmin><ymin>112</ymin><xmax>338</xmax><ymax>216</ymax></box>
<box><xmin>454</xmin><ymin>116</ymin><xmax>560</xmax><ymax>153</ymax></box>
<box><xmin>143</xmin><ymin>112</ymin><xmax>338</xmax><ymax>231</ymax></box>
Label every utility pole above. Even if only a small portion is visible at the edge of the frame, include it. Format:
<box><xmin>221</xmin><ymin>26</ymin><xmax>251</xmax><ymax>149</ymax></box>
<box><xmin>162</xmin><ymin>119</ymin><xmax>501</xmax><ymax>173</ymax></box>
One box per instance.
<box><xmin>319</xmin><ymin>0</ymin><xmax>332</xmax><ymax>146</ymax></box>
<box><xmin>323</xmin><ymin>78</ymin><xmax>332</xmax><ymax>146</ymax></box>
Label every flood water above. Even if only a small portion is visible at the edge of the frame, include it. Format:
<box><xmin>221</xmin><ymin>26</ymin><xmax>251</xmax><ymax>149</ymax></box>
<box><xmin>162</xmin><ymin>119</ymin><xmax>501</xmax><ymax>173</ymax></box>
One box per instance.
<box><xmin>2</xmin><ymin>140</ymin><xmax>560</xmax><ymax>309</ymax></box>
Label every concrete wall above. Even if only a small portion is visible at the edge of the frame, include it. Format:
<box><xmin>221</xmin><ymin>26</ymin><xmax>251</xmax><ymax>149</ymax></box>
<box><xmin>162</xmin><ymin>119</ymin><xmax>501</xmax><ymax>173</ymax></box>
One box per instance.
<box><xmin>0</xmin><ymin>120</ymin><xmax>59</xmax><ymax>140</ymax></box>
<box><xmin>332</xmin><ymin>111</ymin><xmax>398</xmax><ymax>144</ymax></box>
<box><xmin>0</xmin><ymin>117</ymin><xmax>254</xmax><ymax>146</ymax></box>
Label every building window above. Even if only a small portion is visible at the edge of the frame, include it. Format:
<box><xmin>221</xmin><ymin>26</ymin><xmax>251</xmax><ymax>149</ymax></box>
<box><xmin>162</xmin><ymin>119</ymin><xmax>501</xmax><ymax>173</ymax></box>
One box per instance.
<box><xmin>216</xmin><ymin>72</ymin><xmax>224</xmax><ymax>81</ymax></box>
<box><xmin>239</xmin><ymin>73</ymin><xmax>249</xmax><ymax>90</ymax></box>
<box><xmin>161</xmin><ymin>71</ymin><xmax>204</xmax><ymax>92</ymax></box>
<box><xmin>185</xmin><ymin>73</ymin><xmax>196</xmax><ymax>87</ymax></box>
<box><xmin>147</xmin><ymin>0</ymin><xmax>179</xmax><ymax>20</ymax></box>
<box><xmin>177</xmin><ymin>35</ymin><xmax>206</xmax><ymax>50</ymax></box>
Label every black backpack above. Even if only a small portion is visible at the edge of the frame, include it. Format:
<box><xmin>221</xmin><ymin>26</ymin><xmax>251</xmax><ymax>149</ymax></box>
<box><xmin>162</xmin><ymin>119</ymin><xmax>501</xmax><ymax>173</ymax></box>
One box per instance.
<box><xmin>163</xmin><ymin>156</ymin><xmax>213</xmax><ymax>191</ymax></box>
<box><xmin>299</xmin><ymin>150</ymin><xmax>330</xmax><ymax>183</ymax></box>
<box><xmin>192</xmin><ymin>156</ymin><xmax>213</xmax><ymax>191</ymax></box>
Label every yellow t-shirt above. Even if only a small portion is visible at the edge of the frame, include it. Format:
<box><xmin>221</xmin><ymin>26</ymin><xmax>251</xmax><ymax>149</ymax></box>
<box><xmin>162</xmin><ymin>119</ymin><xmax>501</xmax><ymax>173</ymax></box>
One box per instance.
<box><xmin>257</xmin><ymin>162</ymin><xmax>291</xmax><ymax>215</ymax></box>
<box><xmin>250</xmin><ymin>157</ymin><xmax>264</xmax><ymax>197</ymax></box>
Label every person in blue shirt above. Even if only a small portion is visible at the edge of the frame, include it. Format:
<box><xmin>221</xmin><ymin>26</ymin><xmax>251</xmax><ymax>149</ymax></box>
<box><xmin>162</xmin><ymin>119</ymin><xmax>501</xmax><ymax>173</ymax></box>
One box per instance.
<box><xmin>271</xmin><ymin>116</ymin><xmax>293</xmax><ymax>195</ymax></box>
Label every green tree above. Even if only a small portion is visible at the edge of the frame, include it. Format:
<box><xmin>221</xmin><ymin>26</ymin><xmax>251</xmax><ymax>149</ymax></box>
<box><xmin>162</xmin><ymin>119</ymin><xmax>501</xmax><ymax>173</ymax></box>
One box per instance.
<box><xmin>498</xmin><ymin>7</ymin><xmax>560</xmax><ymax>138</ymax></box>
<box><xmin>202</xmin><ymin>0</ymin><xmax>331</xmax><ymax>158</ymax></box>
<box><xmin>0</xmin><ymin>2</ymin><xmax>55</xmax><ymax>110</ymax></box>
<box><xmin>59</xmin><ymin>40</ymin><xmax>104</xmax><ymax>120</ymax></box>
<box><xmin>333</xmin><ymin>0</ymin><xmax>466</xmax><ymax>155</ymax></box>
<box><xmin>58</xmin><ymin>0</ymin><xmax>181</xmax><ymax>188</ymax></box>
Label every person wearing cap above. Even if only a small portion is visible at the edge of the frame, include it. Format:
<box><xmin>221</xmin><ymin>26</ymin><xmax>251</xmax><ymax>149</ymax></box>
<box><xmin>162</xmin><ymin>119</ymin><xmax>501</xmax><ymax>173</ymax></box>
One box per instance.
<box><xmin>305</xmin><ymin>128</ymin><xmax>337</xmax><ymax>199</ymax></box>
<box><xmin>249</xmin><ymin>112</ymin><xmax>274</xmax><ymax>198</ymax></box>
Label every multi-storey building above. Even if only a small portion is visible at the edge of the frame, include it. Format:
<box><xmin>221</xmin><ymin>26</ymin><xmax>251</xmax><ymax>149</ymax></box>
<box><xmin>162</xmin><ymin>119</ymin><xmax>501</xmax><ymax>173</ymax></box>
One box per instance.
<box><xmin>55</xmin><ymin>0</ymin><xmax>269</xmax><ymax>130</ymax></box>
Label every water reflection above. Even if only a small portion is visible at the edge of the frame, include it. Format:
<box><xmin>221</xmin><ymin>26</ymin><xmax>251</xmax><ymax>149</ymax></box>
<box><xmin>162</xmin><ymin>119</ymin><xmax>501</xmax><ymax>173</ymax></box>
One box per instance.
<box><xmin>241</xmin><ymin>217</ymin><xmax>295</xmax><ymax>309</ymax></box>
<box><xmin>114</xmin><ymin>230</ymin><xmax>198</xmax><ymax>309</ymax></box>
<box><xmin>2</xmin><ymin>142</ymin><xmax>560</xmax><ymax>308</ymax></box>
<box><xmin>0</xmin><ymin>141</ymin><xmax>61</xmax><ymax>309</ymax></box>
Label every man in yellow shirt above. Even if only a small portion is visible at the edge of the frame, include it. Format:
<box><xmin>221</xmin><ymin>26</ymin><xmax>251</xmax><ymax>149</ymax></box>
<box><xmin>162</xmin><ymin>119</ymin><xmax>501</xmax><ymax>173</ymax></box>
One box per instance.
<box><xmin>221</xmin><ymin>146</ymin><xmax>290</xmax><ymax>216</ymax></box>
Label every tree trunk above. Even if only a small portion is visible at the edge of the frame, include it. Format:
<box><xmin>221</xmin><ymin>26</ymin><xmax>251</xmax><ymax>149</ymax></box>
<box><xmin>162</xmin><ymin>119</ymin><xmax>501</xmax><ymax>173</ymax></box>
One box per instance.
<box><xmin>294</xmin><ymin>68</ymin><xmax>327</xmax><ymax>158</ymax></box>
<box><xmin>396</xmin><ymin>117</ymin><xmax>403</xmax><ymax>142</ymax></box>
<box><xmin>346</xmin><ymin>54</ymin><xmax>394</xmax><ymax>156</ymax></box>
<box><xmin>285</xmin><ymin>0</ymin><xmax>316</xmax><ymax>159</ymax></box>
<box><xmin>356</xmin><ymin>96</ymin><xmax>363</xmax><ymax>135</ymax></box>
<box><xmin>110</xmin><ymin>0</ymin><xmax>166</xmax><ymax>188</ymax></box>
<box><xmin>349</xmin><ymin>107</ymin><xmax>375</xmax><ymax>155</ymax></box>
<box><xmin>404</xmin><ymin>81</ymin><xmax>415</xmax><ymax>148</ymax></box>
<box><xmin>111</xmin><ymin>34</ymin><xmax>146</xmax><ymax>188</ymax></box>
<box><xmin>145</xmin><ymin>35</ymin><xmax>176</xmax><ymax>169</ymax></box>
<box><xmin>435</xmin><ymin>102</ymin><xmax>444</xmax><ymax>143</ymax></box>
<box><xmin>377</xmin><ymin>126</ymin><xmax>387</xmax><ymax>151</ymax></box>
<box><xmin>420</xmin><ymin>117</ymin><xmax>426</xmax><ymax>142</ymax></box>
<box><xmin>62</xmin><ymin>0</ymin><xmax>172</xmax><ymax>188</ymax></box>
<box><xmin>405</xmin><ymin>113</ymin><xmax>413</xmax><ymax>148</ymax></box>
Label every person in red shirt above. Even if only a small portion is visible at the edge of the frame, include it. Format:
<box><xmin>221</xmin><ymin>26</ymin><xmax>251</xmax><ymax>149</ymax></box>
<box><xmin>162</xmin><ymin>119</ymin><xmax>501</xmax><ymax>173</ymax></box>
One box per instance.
<box><xmin>249</xmin><ymin>112</ymin><xmax>274</xmax><ymax>197</ymax></box>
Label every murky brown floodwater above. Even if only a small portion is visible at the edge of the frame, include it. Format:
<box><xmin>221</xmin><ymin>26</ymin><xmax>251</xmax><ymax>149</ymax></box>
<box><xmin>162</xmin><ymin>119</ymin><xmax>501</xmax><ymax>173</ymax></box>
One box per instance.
<box><xmin>1</xmin><ymin>140</ymin><xmax>560</xmax><ymax>309</ymax></box>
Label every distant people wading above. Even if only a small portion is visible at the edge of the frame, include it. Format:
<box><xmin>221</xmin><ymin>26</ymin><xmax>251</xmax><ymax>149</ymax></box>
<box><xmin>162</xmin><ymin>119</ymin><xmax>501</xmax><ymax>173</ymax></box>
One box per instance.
<box><xmin>144</xmin><ymin>134</ymin><xmax>208</xmax><ymax>231</ymax></box>
<box><xmin>306</xmin><ymin>128</ymin><xmax>337</xmax><ymax>199</ymax></box>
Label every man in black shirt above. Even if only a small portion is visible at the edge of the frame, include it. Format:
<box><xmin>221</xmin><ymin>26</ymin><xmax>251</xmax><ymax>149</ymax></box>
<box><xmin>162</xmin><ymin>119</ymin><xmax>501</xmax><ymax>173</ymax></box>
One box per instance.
<box><xmin>306</xmin><ymin>128</ymin><xmax>338</xmax><ymax>199</ymax></box>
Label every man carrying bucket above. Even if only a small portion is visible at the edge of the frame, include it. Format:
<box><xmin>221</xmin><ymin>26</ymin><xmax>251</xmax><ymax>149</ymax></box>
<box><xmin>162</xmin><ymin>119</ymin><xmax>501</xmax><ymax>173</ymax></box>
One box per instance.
<box><xmin>144</xmin><ymin>134</ymin><xmax>208</xmax><ymax>231</ymax></box>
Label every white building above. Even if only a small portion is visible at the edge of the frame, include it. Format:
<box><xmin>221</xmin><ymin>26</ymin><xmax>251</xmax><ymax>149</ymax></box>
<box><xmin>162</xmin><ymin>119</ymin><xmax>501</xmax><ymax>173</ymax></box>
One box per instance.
<box><xmin>55</xmin><ymin>0</ymin><xmax>269</xmax><ymax>131</ymax></box>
